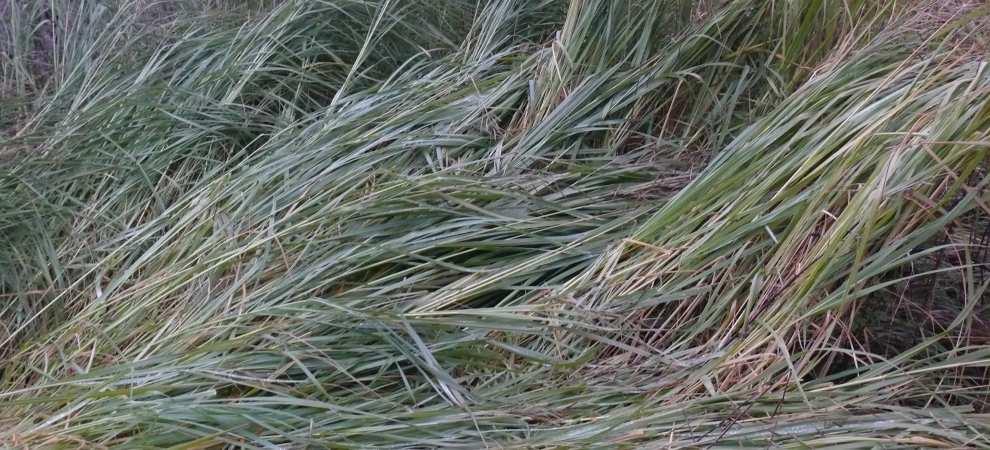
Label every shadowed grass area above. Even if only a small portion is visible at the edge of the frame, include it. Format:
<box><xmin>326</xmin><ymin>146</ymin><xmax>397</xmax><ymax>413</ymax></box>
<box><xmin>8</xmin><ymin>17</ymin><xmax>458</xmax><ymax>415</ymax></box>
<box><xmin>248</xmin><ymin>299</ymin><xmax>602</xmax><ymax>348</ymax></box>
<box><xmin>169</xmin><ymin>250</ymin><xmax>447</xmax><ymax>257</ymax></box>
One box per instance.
<box><xmin>1</xmin><ymin>0</ymin><xmax>988</xmax><ymax>447</ymax></box>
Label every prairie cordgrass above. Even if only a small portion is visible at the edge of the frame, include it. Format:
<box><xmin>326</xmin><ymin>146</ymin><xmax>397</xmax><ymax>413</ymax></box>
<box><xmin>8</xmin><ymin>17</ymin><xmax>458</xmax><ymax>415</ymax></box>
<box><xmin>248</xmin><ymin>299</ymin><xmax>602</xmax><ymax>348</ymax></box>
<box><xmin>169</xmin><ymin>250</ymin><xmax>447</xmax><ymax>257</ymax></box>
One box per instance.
<box><xmin>1</xmin><ymin>0</ymin><xmax>988</xmax><ymax>447</ymax></box>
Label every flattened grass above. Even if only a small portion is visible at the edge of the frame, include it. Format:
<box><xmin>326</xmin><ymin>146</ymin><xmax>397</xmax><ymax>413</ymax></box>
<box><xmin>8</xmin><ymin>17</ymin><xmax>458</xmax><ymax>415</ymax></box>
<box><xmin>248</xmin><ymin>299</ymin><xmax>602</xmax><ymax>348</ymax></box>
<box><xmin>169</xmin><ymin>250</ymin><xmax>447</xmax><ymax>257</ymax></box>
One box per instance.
<box><xmin>1</xmin><ymin>0</ymin><xmax>988</xmax><ymax>447</ymax></box>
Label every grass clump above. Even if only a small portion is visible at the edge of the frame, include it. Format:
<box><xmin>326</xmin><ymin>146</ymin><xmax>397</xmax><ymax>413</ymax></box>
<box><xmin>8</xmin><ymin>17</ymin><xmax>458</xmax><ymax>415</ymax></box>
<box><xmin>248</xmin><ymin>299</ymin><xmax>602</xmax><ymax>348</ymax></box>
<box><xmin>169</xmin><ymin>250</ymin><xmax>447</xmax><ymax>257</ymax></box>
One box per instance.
<box><xmin>1</xmin><ymin>0</ymin><xmax>988</xmax><ymax>447</ymax></box>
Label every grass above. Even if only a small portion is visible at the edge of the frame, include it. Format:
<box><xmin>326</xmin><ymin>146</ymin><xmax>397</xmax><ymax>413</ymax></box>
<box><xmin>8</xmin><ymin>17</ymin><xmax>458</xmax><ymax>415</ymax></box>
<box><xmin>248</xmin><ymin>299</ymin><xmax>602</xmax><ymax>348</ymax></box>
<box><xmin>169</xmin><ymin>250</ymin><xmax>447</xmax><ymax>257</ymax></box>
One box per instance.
<box><xmin>1</xmin><ymin>0</ymin><xmax>988</xmax><ymax>447</ymax></box>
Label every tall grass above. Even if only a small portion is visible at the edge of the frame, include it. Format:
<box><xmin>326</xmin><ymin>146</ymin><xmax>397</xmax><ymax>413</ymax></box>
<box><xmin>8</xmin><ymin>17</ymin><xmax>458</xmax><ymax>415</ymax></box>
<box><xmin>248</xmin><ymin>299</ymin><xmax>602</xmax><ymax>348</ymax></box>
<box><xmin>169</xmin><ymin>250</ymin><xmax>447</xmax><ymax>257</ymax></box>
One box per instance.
<box><xmin>1</xmin><ymin>0</ymin><xmax>988</xmax><ymax>447</ymax></box>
